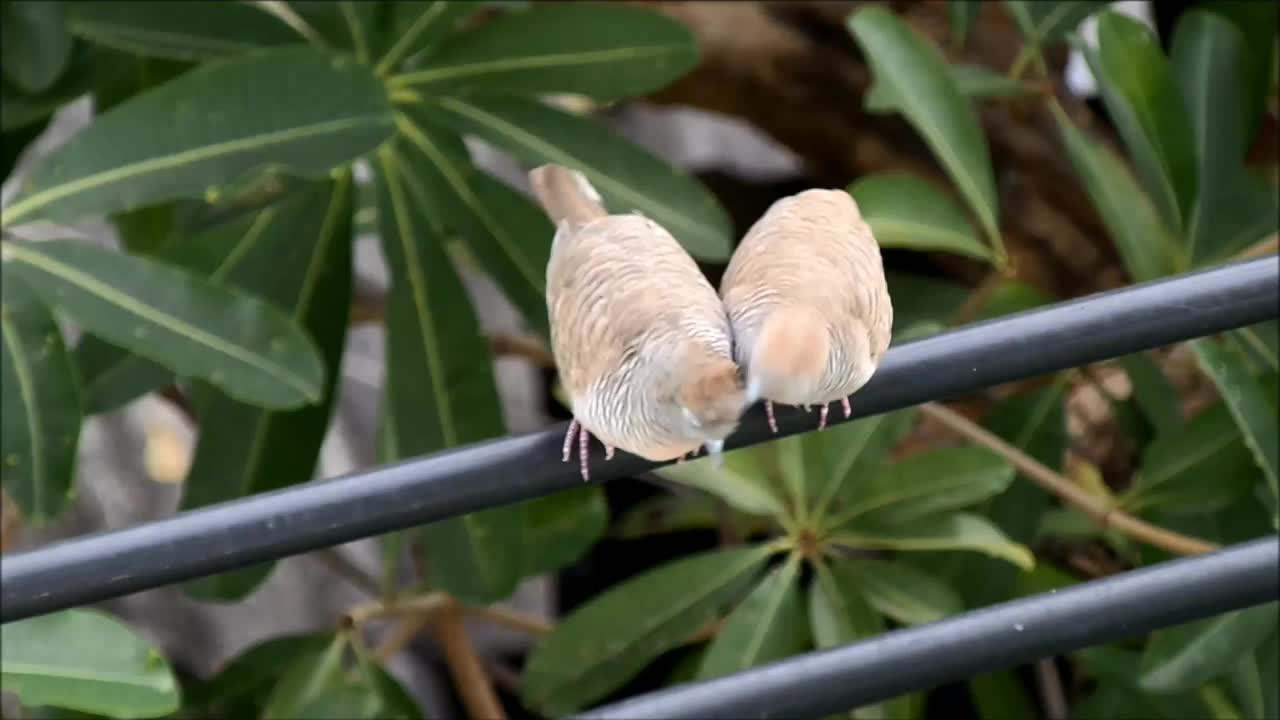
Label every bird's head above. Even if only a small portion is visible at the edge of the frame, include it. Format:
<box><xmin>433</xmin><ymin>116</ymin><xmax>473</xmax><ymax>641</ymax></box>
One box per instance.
<box><xmin>677</xmin><ymin>356</ymin><xmax>748</xmax><ymax>459</ymax></box>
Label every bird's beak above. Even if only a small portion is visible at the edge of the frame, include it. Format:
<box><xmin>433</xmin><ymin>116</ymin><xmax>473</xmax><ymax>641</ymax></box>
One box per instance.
<box><xmin>704</xmin><ymin>439</ymin><xmax>725</xmax><ymax>468</ymax></box>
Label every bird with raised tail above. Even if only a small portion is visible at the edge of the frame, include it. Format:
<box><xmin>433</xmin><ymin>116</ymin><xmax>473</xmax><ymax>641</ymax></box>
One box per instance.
<box><xmin>529</xmin><ymin>164</ymin><xmax>747</xmax><ymax>481</ymax></box>
<box><xmin>719</xmin><ymin>189</ymin><xmax>893</xmax><ymax>433</ymax></box>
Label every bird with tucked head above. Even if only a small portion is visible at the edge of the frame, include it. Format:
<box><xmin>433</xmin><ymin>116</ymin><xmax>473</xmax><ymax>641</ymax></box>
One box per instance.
<box><xmin>719</xmin><ymin>188</ymin><xmax>893</xmax><ymax>433</ymax></box>
<box><xmin>530</xmin><ymin>164</ymin><xmax>748</xmax><ymax>480</ymax></box>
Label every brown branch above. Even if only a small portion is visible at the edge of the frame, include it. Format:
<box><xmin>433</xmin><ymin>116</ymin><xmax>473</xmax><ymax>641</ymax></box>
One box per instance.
<box><xmin>345</xmin><ymin>591</ymin><xmax>448</xmax><ymax>626</ymax></box>
<box><xmin>488</xmin><ymin>333</ymin><xmax>556</xmax><ymax>369</ymax></box>
<box><xmin>1035</xmin><ymin>658</ymin><xmax>1069</xmax><ymax>720</ymax></box>
<box><xmin>466</xmin><ymin>605</ymin><xmax>553</xmax><ymax>636</ymax></box>
<box><xmin>373</xmin><ymin>611</ymin><xmax>435</xmax><ymax>663</ymax></box>
<box><xmin>432</xmin><ymin>596</ymin><xmax>508</xmax><ymax>720</ymax></box>
<box><xmin>919</xmin><ymin>402</ymin><xmax>1219</xmax><ymax>556</ymax></box>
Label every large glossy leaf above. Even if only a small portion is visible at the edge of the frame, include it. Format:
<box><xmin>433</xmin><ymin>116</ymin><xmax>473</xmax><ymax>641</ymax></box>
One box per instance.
<box><xmin>1</xmin><ymin>609</ymin><xmax>180</xmax><ymax>719</ymax></box>
<box><xmin>4</xmin><ymin>240</ymin><xmax>325</xmax><ymax>409</ymax></box>
<box><xmin>64</xmin><ymin>1</ymin><xmax>301</xmax><ymax>61</ymax></box>
<box><xmin>655</xmin><ymin>443</ymin><xmax>787</xmax><ymax>518</ymax></box>
<box><xmin>180</xmin><ymin>176</ymin><xmax>354</xmax><ymax>600</ymax></box>
<box><xmin>1191</xmin><ymin>337</ymin><xmax>1280</xmax><ymax>512</ymax></box>
<box><xmin>697</xmin><ymin>556</ymin><xmax>808</xmax><ymax>680</ymax></box>
<box><xmin>840</xmin><ymin>557</ymin><xmax>963</xmax><ymax>626</ymax></box>
<box><xmin>518</xmin><ymin>486</ymin><xmax>608</xmax><ymax>578</ymax></box>
<box><xmin>1005</xmin><ymin>1</ymin><xmax>1107</xmax><ymax>49</ymax></box>
<box><xmin>1171</xmin><ymin>10</ymin><xmax>1278</xmax><ymax>264</ymax></box>
<box><xmin>375</xmin><ymin>144</ymin><xmax>522</xmax><ymax>604</ymax></box>
<box><xmin>848</xmin><ymin>173</ymin><xmax>992</xmax><ymax>263</ymax></box>
<box><xmin>885</xmin><ymin>271</ymin><xmax>969</xmax><ymax>332</ymax></box>
<box><xmin>836</xmin><ymin>513</ymin><xmax>1035</xmax><ymax>570</ymax></box>
<box><xmin>73</xmin><ymin>201</ymin><xmax>288</xmax><ymax>414</ymax></box>
<box><xmin>261</xmin><ymin>632</ymin><xmax>420</xmax><ymax>720</ymax></box>
<box><xmin>864</xmin><ymin>64</ymin><xmax>1036</xmax><ymax>114</ymax></box>
<box><xmin>522</xmin><ymin>545</ymin><xmax>774</xmax><ymax>716</ymax></box>
<box><xmin>1119</xmin><ymin>353</ymin><xmax>1183</xmax><ymax>435</ymax></box>
<box><xmin>810</xmin><ymin>562</ymin><xmax>920</xmax><ymax>720</ymax></box>
<box><xmin>1074</xmin><ymin>647</ymin><xmax>1210</xmax><ymax>719</ymax></box>
<box><xmin>183</xmin><ymin>633</ymin><xmax>330</xmax><ymax>716</ymax></box>
<box><xmin>949</xmin><ymin>386</ymin><xmax>1066</xmax><ymax>607</ymax></box>
<box><xmin>1050</xmin><ymin>102</ymin><xmax>1181</xmax><ymax>282</ymax></box>
<box><xmin>392</xmin><ymin>4</ymin><xmax>697</xmax><ymax>102</ymax></box>
<box><xmin>1123</xmin><ymin>401</ymin><xmax>1258</xmax><ymax>515</ymax></box>
<box><xmin>378</xmin><ymin>2</ymin><xmax>479</xmax><ymax>73</ymax></box>
<box><xmin>1</xmin><ymin>0</ymin><xmax>73</xmax><ymax>94</ymax></box>
<box><xmin>0</xmin><ymin>267</ymin><xmax>81</xmax><ymax>523</ymax></box>
<box><xmin>1139</xmin><ymin>602</ymin><xmax>1280</xmax><ymax>693</ymax></box>
<box><xmin>1079</xmin><ymin>11</ymin><xmax>1198</xmax><ymax>234</ymax></box>
<box><xmin>810</xmin><ymin>408</ymin><xmax>920</xmax><ymax>525</ymax></box>
<box><xmin>427</xmin><ymin>94</ymin><xmax>732</xmax><ymax>260</ymax></box>
<box><xmin>834</xmin><ymin>447</ymin><xmax>1014</xmax><ymax>527</ymax></box>
<box><xmin>3</xmin><ymin>46</ymin><xmax>394</xmax><ymax>227</ymax></box>
<box><xmin>391</xmin><ymin>110</ymin><xmax>550</xmax><ymax>335</ymax></box>
<box><xmin>1255</xmin><ymin>625</ymin><xmax>1279</xmax><ymax>720</ymax></box>
<box><xmin>1203</xmin><ymin>0</ymin><xmax>1280</xmax><ymax>144</ymax></box>
<box><xmin>847</xmin><ymin>7</ymin><xmax>1001</xmax><ymax>249</ymax></box>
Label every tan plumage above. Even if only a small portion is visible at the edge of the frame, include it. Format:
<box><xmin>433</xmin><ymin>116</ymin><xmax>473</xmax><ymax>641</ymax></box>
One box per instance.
<box><xmin>719</xmin><ymin>189</ymin><xmax>893</xmax><ymax>432</ymax></box>
<box><xmin>530</xmin><ymin>164</ymin><xmax>747</xmax><ymax>480</ymax></box>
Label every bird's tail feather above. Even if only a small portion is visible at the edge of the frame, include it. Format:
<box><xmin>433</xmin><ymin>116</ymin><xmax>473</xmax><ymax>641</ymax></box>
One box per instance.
<box><xmin>528</xmin><ymin>164</ymin><xmax>608</xmax><ymax>228</ymax></box>
<box><xmin>747</xmin><ymin>305</ymin><xmax>830</xmax><ymax>403</ymax></box>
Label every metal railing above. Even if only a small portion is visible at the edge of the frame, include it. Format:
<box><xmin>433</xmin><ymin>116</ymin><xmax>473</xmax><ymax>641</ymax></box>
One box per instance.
<box><xmin>2</xmin><ymin>257</ymin><xmax>1277</xmax><ymax>716</ymax></box>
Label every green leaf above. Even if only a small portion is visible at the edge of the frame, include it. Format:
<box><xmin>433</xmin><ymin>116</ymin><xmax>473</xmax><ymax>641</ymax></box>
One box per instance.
<box><xmin>810</xmin><ymin>407</ymin><xmax>920</xmax><ymax>523</ymax></box>
<box><xmin>259</xmin><ymin>631</ymin><xmax>418</xmax><ymax>720</ymax></box>
<box><xmin>1005</xmin><ymin>0</ymin><xmax>1107</xmax><ymax>49</ymax></box>
<box><xmin>947</xmin><ymin>1</ymin><xmax>981</xmax><ymax>47</ymax></box>
<box><xmin>183</xmin><ymin>633</ymin><xmax>329</xmax><ymax>716</ymax></box>
<box><xmin>1229</xmin><ymin>651</ymin><xmax>1266</xmax><ymax>720</ymax></box>
<box><xmin>653</xmin><ymin>446</ymin><xmax>787</xmax><ymax>518</ymax></box>
<box><xmin>837</xmin><ymin>513</ymin><xmax>1035</xmax><ymax>570</ymax></box>
<box><xmin>1</xmin><ymin>266</ymin><xmax>81</xmax><ymax>523</ymax></box>
<box><xmin>1139</xmin><ymin>602</ymin><xmax>1280</xmax><ymax>693</ymax></box>
<box><xmin>1049</xmin><ymin>101</ymin><xmax>1181</xmax><ymax>282</ymax></box>
<box><xmin>972</xmin><ymin>279</ymin><xmax>1055</xmax><ymax>322</ymax></box>
<box><xmin>519</xmin><ymin>486</ymin><xmax>609</xmax><ymax>578</ymax></box>
<box><xmin>1075</xmin><ymin>646</ymin><xmax>1211</xmax><ymax>719</ymax></box>
<box><xmin>1203</xmin><ymin>0</ymin><xmax>1280</xmax><ymax>144</ymax></box>
<box><xmin>836</xmin><ymin>447</ymin><xmax>1015</xmax><ymax>527</ymax></box>
<box><xmin>64</xmin><ymin>1</ymin><xmax>301</xmax><ymax>62</ymax></box>
<box><xmin>1119</xmin><ymin>353</ymin><xmax>1184</xmax><ymax>435</ymax></box>
<box><xmin>1191</xmin><ymin>337</ymin><xmax>1279</xmax><ymax>510</ymax></box>
<box><xmin>1255</xmin><ymin>625</ymin><xmax>1279</xmax><ymax>720</ymax></box>
<box><xmin>885</xmin><ymin>271</ymin><xmax>969</xmax><ymax>332</ymax></box>
<box><xmin>697</xmin><ymin>556</ymin><xmax>808</xmax><ymax>680</ymax></box>
<box><xmin>379</xmin><ymin>2</ymin><xmax>479</xmax><ymax>73</ymax></box>
<box><xmin>392</xmin><ymin>4</ymin><xmax>698</xmax><ymax>102</ymax></box>
<box><xmin>3</xmin><ymin>240</ymin><xmax>325</xmax><ymax>410</ymax></box>
<box><xmin>1123</xmin><ymin>401</ymin><xmax>1258</xmax><ymax>515</ymax></box>
<box><xmin>72</xmin><ymin>200</ymin><xmax>285</xmax><ymax>414</ymax></box>
<box><xmin>1171</xmin><ymin>10</ymin><xmax>1277</xmax><ymax>264</ymax></box>
<box><xmin>374</xmin><ymin>144</ymin><xmax>521</xmax><ymax>605</ymax></box>
<box><xmin>840</xmin><ymin>557</ymin><xmax>963</xmax><ymax>626</ymax></box>
<box><xmin>847</xmin><ymin>7</ymin><xmax>1001</xmax><ymax>251</ymax></box>
<box><xmin>810</xmin><ymin>561</ymin><xmax>919</xmax><ymax>720</ymax></box>
<box><xmin>969</xmin><ymin>671</ymin><xmax>1038</xmax><ymax>720</ymax></box>
<box><xmin>848</xmin><ymin>173</ymin><xmax>993</xmax><ymax>263</ymax></box>
<box><xmin>390</xmin><ymin>110</ymin><xmax>550</xmax><ymax>335</ymax></box>
<box><xmin>1</xmin><ymin>0</ymin><xmax>73</xmax><ymax>94</ymax></box>
<box><xmin>0</xmin><ymin>608</ymin><xmax>180</xmax><ymax>719</ymax></box>
<box><xmin>522</xmin><ymin>545</ymin><xmax>774</xmax><ymax>716</ymax></box>
<box><xmin>427</xmin><ymin>94</ymin><xmax>732</xmax><ymax>260</ymax></box>
<box><xmin>1079</xmin><ymin>11</ymin><xmax>1198</xmax><ymax>234</ymax></box>
<box><xmin>614</xmin><ymin>492</ymin><xmax>726</xmax><ymax>540</ymax></box>
<box><xmin>3</xmin><ymin>46</ymin><xmax>394</xmax><ymax>227</ymax></box>
<box><xmin>865</xmin><ymin>64</ymin><xmax>1036</xmax><ymax>114</ymax></box>
<box><xmin>180</xmin><ymin>176</ymin><xmax>354</xmax><ymax>600</ymax></box>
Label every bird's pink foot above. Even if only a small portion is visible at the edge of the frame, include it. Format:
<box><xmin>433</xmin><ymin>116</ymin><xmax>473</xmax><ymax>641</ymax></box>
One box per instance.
<box><xmin>842</xmin><ymin>396</ymin><xmax>852</xmax><ymax>418</ymax></box>
<box><xmin>578</xmin><ymin>423</ymin><xmax>590</xmax><ymax>482</ymax></box>
<box><xmin>562</xmin><ymin>419</ymin><xmax>579</xmax><ymax>463</ymax></box>
<box><xmin>605</xmin><ymin>444</ymin><xmax>616</xmax><ymax>461</ymax></box>
<box><xmin>817</xmin><ymin>403</ymin><xmax>830</xmax><ymax>431</ymax></box>
<box><xmin>765</xmin><ymin>400</ymin><xmax>778</xmax><ymax>433</ymax></box>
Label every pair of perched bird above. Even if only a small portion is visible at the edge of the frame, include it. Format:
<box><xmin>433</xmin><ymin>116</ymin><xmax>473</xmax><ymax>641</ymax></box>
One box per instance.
<box><xmin>529</xmin><ymin>164</ymin><xmax>893</xmax><ymax>481</ymax></box>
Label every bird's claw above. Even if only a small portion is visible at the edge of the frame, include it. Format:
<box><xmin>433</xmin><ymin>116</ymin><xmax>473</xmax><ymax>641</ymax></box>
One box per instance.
<box><xmin>842</xmin><ymin>396</ymin><xmax>852</xmax><ymax>418</ymax></box>
<box><xmin>817</xmin><ymin>403</ymin><xmax>829</xmax><ymax>431</ymax></box>
<box><xmin>765</xmin><ymin>400</ymin><xmax>778</xmax><ymax>434</ymax></box>
<box><xmin>561</xmin><ymin>418</ymin><xmax>605</xmax><ymax>482</ymax></box>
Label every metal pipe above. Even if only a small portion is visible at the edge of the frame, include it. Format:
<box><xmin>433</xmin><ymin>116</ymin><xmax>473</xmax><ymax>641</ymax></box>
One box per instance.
<box><xmin>2</xmin><ymin>257</ymin><xmax>1276</xmax><ymax>623</ymax></box>
<box><xmin>578</xmin><ymin>537</ymin><xmax>1280</xmax><ymax>719</ymax></box>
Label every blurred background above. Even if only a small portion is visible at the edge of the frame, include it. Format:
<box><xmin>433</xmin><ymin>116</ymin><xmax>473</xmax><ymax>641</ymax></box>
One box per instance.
<box><xmin>1</xmin><ymin>1</ymin><xmax>1277</xmax><ymax>718</ymax></box>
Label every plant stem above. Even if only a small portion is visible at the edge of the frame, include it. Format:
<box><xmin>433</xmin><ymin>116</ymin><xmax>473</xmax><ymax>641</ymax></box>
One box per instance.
<box><xmin>346</xmin><ymin>590</ymin><xmax>448</xmax><ymax>626</ymax></box>
<box><xmin>375</xmin><ymin>1</ymin><xmax>451</xmax><ymax>76</ymax></box>
<box><xmin>919</xmin><ymin>402</ymin><xmax>1218</xmax><ymax>556</ymax></box>
<box><xmin>432</xmin><ymin>596</ymin><xmax>508</xmax><ymax>720</ymax></box>
<box><xmin>466</xmin><ymin>605</ymin><xmax>553</xmax><ymax>636</ymax></box>
<box><xmin>249</xmin><ymin>1</ymin><xmax>328</xmax><ymax>48</ymax></box>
